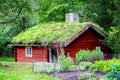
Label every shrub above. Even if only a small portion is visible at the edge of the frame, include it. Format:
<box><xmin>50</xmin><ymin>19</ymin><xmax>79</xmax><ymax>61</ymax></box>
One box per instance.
<box><xmin>91</xmin><ymin>49</ymin><xmax>104</xmax><ymax>62</ymax></box>
<box><xmin>59</xmin><ymin>53</ymin><xmax>74</xmax><ymax>71</ymax></box>
<box><xmin>76</xmin><ymin>50</ymin><xmax>90</xmax><ymax>63</ymax></box>
<box><xmin>79</xmin><ymin>61</ymin><xmax>93</xmax><ymax>70</ymax></box>
<box><xmin>76</xmin><ymin>49</ymin><xmax>103</xmax><ymax>63</ymax></box>
<box><xmin>90</xmin><ymin>59</ymin><xmax>120</xmax><ymax>73</ymax></box>
<box><xmin>104</xmin><ymin>64</ymin><xmax>120</xmax><ymax>80</ymax></box>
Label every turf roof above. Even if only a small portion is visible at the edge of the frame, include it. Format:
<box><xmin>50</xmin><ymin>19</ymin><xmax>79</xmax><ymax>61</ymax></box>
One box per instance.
<box><xmin>12</xmin><ymin>22</ymin><xmax>106</xmax><ymax>45</ymax></box>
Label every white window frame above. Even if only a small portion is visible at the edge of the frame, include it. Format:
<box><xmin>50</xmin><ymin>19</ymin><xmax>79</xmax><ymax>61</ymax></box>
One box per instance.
<box><xmin>25</xmin><ymin>47</ymin><xmax>32</xmax><ymax>57</ymax></box>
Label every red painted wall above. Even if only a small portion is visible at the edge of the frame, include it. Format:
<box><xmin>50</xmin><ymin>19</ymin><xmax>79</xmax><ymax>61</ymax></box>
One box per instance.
<box><xmin>65</xmin><ymin>28</ymin><xmax>112</xmax><ymax>61</ymax></box>
<box><xmin>14</xmin><ymin>46</ymin><xmax>48</xmax><ymax>62</ymax></box>
<box><xmin>14</xmin><ymin>28</ymin><xmax>112</xmax><ymax>62</ymax></box>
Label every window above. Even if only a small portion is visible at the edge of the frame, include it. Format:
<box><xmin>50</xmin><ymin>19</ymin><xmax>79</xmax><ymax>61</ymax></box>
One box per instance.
<box><xmin>25</xmin><ymin>47</ymin><xmax>32</xmax><ymax>57</ymax></box>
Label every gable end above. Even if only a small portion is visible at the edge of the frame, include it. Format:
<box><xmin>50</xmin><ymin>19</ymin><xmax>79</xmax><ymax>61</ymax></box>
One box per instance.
<box><xmin>64</xmin><ymin>24</ymin><xmax>107</xmax><ymax>47</ymax></box>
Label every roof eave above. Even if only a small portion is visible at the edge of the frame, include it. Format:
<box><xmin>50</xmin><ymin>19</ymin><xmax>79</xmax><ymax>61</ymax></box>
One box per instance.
<box><xmin>12</xmin><ymin>41</ymin><xmax>64</xmax><ymax>47</ymax></box>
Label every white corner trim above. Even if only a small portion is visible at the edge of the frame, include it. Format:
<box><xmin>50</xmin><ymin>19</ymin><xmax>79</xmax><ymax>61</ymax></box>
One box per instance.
<box><xmin>96</xmin><ymin>46</ymin><xmax>101</xmax><ymax>51</ymax></box>
<box><xmin>49</xmin><ymin>48</ymin><xmax>52</xmax><ymax>63</ymax></box>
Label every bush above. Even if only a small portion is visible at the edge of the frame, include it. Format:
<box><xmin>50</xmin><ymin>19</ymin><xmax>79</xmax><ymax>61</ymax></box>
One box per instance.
<box><xmin>104</xmin><ymin>64</ymin><xmax>120</xmax><ymax>80</ymax></box>
<box><xmin>91</xmin><ymin>49</ymin><xmax>104</xmax><ymax>61</ymax></box>
<box><xmin>90</xmin><ymin>59</ymin><xmax>120</xmax><ymax>72</ymax></box>
<box><xmin>79</xmin><ymin>61</ymin><xmax>93</xmax><ymax>70</ymax></box>
<box><xmin>59</xmin><ymin>53</ymin><xmax>74</xmax><ymax>71</ymax></box>
<box><xmin>76</xmin><ymin>49</ymin><xmax>103</xmax><ymax>63</ymax></box>
<box><xmin>76</xmin><ymin>50</ymin><xmax>90</xmax><ymax>63</ymax></box>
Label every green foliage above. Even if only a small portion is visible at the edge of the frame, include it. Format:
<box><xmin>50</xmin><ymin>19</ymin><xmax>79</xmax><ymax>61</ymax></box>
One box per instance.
<box><xmin>102</xmin><ymin>0</ymin><xmax>120</xmax><ymax>54</ymax></box>
<box><xmin>105</xmin><ymin>64</ymin><xmax>120</xmax><ymax>80</ymax></box>
<box><xmin>0</xmin><ymin>57</ymin><xmax>14</xmax><ymax>62</ymax></box>
<box><xmin>90</xmin><ymin>59</ymin><xmax>120</xmax><ymax>73</ymax></box>
<box><xmin>76</xmin><ymin>50</ymin><xmax>90</xmax><ymax>62</ymax></box>
<box><xmin>91</xmin><ymin>49</ymin><xmax>104</xmax><ymax>61</ymax></box>
<box><xmin>34</xmin><ymin>62</ymin><xmax>60</xmax><ymax>73</ymax></box>
<box><xmin>105</xmin><ymin>27</ymin><xmax>120</xmax><ymax>54</ymax></box>
<box><xmin>37</xmin><ymin>0</ymin><xmax>82</xmax><ymax>22</ymax></box>
<box><xmin>12</xmin><ymin>22</ymin><xmax>105</xmax><ymax>45</ymax></box>
<box><xmin>0</xmin><ymin>26</ymin><xmax>13</xmax><ymax>56</ymax></box>
<box><xmin>59</xmin><ymin>53</ymin><xmax>74</xmax><ymax>71</ymax></box>
<box><xmin>0</xmin><ymin>0</ymin><xmax>120</xmax><ymax>57</ymax></box>
<box><xmin>80</xmin><ymin>72</ymin><xmax>94</xmax><ymax>80</ymax></box>
<box><xmin>79</xmin><ymin>61</ymin><xmax>93</xmax><ymax>70</ymax></box>
<box><xmin>76</xmin><ymin>49</ymin><xmax>103</xmax><ymax>63</ymax></box>
<box><xmin>1</xmin><ymin>0</ymin><xmax>119</xmax><ymax>28</ymax></box>
<box><xmin>45</xmin><ymin>4</ymin><xmax>68</xmax><ymax>22</ymax></box>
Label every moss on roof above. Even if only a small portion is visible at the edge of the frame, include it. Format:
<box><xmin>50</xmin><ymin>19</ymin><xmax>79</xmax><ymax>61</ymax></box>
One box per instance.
<box><xmin>12</xmin><ymin>22</ymin><xmax>106</xmax><ymax>45</ymax></box>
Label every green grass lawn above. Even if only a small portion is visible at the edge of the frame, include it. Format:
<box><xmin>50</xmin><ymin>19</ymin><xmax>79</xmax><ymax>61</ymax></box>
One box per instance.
<box><xmin>0</xmin><ymin>57</ymin><xmax>14</xmax><ymax>62</ymax></box>
<box><xmin>0</xmin><ymin>62</ymin><xmax>59</xmax><ymax>80</ymax></box>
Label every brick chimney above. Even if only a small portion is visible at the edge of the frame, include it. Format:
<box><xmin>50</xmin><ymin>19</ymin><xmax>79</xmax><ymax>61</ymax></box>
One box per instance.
<box><xmin>65</xmin><ymin>13</ymin><xmax>79</xmax><ymax>22</ymax></box>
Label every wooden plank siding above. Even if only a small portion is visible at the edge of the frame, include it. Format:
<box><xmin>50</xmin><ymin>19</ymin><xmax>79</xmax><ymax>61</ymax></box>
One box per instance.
<box><xmin>14</xmin><ymin>27</ymin><xmax>112</xmax><ymax>62</ymax></box>
<box><xmin>65</xmin><ymin>28</ymin><xmax>112</xmax><ymax>61</ymax></box>
<box><xmin>15</xmin><ymin>46</ymin><xmax>48</xmax><ymax>62</ymax></box>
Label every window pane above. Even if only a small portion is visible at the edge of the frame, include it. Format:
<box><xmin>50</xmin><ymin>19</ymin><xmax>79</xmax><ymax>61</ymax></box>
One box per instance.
<box><xmin>27</xmin><ymin>48</ymin><xmax>31</xmax><ymax>52</ymax></box>
<box><xmin>26</xmin><ymin>47</ymin><xmax>32</xmax><ymax>57</ymax></box>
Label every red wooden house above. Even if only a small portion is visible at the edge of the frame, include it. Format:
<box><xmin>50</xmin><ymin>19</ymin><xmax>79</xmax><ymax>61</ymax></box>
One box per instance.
<box><xmin>12</xmin><ymin>22</ymin><xmax>112</xmax><ymax>62</ymax></box>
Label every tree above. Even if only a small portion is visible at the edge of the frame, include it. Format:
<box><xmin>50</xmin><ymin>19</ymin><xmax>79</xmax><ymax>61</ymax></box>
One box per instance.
<box><xmin>0</xmin><ymin>0</ymin><xmax>27</xmax><ymax>24</ymax></box>
<box><xmin>0</xmin><ymin>0</ymin><xmax>120</xmax><ymax>56</ymax></box>
<box><xmin>105</xmin><ymin>27</ymin><xmax>120</xmax><ymax>54</ymax></box>
<box><xmin>0</xmin><ymin>25</ymin><xmax>13</xmax><ymax>56</ymax></box>
<box><xmin>104</xmin><ymin>0</ymin><xmax>120</xmax><ymax>54</ymax></box>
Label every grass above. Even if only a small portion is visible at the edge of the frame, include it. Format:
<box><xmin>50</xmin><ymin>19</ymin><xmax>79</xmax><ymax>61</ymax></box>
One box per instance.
<box><xmin>0</xmin><ymin>62</ymin><xmax>59</xmax><ymax>80</ymax></box>
<box><xmin>12</xmin><ymin>22</ymin><xmax>106</xmax><ymax>45</ymax></box>
<box><xmin>33</xmin><ymin>62</ymin><xmax>61</xmax><ymax>73</ymax></box>
<box><xmin>0</xmin><ymin>57</ymin><xmax>14</xmax><ymax>62</ymax></box>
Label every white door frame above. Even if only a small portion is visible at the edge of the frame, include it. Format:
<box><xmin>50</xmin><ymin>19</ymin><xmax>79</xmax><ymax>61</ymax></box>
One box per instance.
<box><xmin>48</xmin><ymin>47</ymin><xmax>58</xmax><ymax>63</ymax></box>
<box><xmin>49</xmin><ymin>48</ymin><xmax>52</xmax><ymax>63</ymax></box>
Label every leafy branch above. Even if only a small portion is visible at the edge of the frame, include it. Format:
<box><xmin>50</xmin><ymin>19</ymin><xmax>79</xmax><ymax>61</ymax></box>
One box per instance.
<box><xmin>0</xmin><ymin>0</ymin><xmax>27</xmax><ymax>24</ymax></box>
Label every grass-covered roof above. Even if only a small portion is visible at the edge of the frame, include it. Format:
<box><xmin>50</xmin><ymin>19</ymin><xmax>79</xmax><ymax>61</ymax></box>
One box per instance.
<box><xmin>12</xmin><ymin>22</ymin><xmax>106</xmax><ymax>45</ymax></box>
